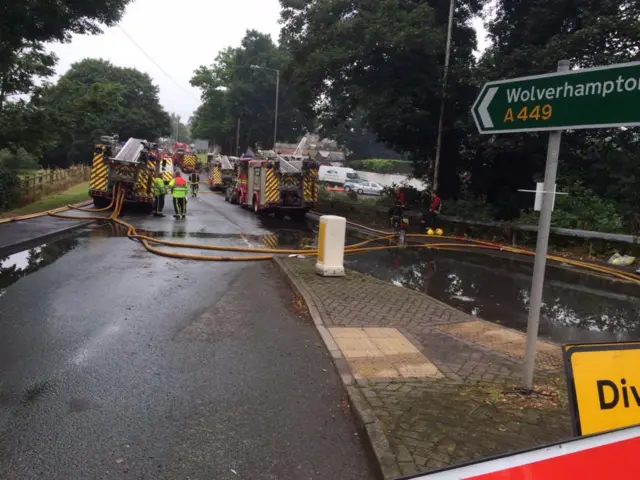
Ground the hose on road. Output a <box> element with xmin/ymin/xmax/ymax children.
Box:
<box><xmin>10</xmin><ymin>185</ymin><xmax>640</xmax><ymax>281</ymax></box>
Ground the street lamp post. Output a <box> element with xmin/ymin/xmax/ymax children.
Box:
<box><xmin>432</xmin><ymin>0</ymin><xmax>456</xmax><ymax>193</ymax></box>
<box><xmin>251</xmin><ymin>65</ymin><xmax>280</xmax><ymax>149</ymax></box>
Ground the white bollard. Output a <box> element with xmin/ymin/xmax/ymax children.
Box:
<box><xmin>315</xmin><ymin>215</ymin><xmax>346</xmax><ymax>277</ymax></box>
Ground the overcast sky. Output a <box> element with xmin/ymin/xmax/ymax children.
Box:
<box><xmin>48</xmin><ymin>0</ymin><xmax>488</xmax><ymax>122</ymax></box>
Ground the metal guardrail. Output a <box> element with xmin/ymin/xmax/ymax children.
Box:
<box><xmin>439</xmin><ymin>215</ymin><xmax>640</xmax><ymax>245</ymax></box>
<box><xmin>318</xmin><ymin>196</ymin><xmax>640</xmax><ymax>246</ymax></box>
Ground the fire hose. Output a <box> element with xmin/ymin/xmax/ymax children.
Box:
<box><xmin>2</xmin><ymin>182</ymin><xmax>637</xmax><ymax>284</ymax></box>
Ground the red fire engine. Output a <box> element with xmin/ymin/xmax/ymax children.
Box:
<box><xmin>235</xmin><ymin>152</ymin><xmax>318</xmax><ymax>219</ymax></box>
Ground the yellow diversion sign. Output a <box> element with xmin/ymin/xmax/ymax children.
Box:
<box><xmin>563</xmin><ymin>341</ymin><xmax>640</xmax><ymax>436</ymax></box>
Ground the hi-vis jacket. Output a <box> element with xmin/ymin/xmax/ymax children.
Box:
<box><xmin>169</xmin><ymin>177</ymin><xmax>188</xmax><ymax>198</ymax></box>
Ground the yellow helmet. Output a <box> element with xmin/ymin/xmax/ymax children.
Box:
<box><xmin>426</xmin><ymin>228</ymin><xmax>435</xmax><ymax>235</ymax></box>
<box><xmin>435</xmin><ymin>228</ymin><xmax>443</xmax><ymax>236</ymax></box>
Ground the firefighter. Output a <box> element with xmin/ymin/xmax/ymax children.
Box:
<box><xmin>420</xmin><ymin>190</ymin><xmax>442</xmax><ymax>230</ymax></box>
<box><xmin>388</xmin><ymin>187</ymin><xmax>406</xmax><ymax>225</ymax></box>
<box><xmin>169</xmin><ymin>171</ymin><xmax>189</xmax><ymax>218</ymax></box>
<box><xmin>189</xmin><ymin>171</ymin><xmax>200</xmax><ymax>197</ymax></box>
<box><xmin>152</xmin><ymin>173</ymin><xmax>166</xmax><ymax>217</ymax></box>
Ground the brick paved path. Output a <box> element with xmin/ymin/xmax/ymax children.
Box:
<box><xmin>281</xmin><ymin>258</ymin><xmax>572</xmax><ymax>478</ymax></box>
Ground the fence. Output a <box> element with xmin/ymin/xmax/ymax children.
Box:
<box><xmin>19</xmin><ymin>165</ymin><xmax>91</xmax><ymax>205</ymax></box>
<box><xmin>316</xmin><ymin>196</ymin><xmax>640</xmax><ymax>257</ymax></box>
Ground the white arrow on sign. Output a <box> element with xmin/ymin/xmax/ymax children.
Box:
<box><xmin>478</xmin><ymin>87</ymin><xmax>498</xmax><ymax>129</ymax></box>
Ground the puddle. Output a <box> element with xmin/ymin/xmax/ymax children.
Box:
<box><xmin>0</xmin><ymin>237</ymin><xmax>78</xmax><ymax>291</ymax></box>
<box><xmin>345</xmin><ymin>248</ymin><xmax>640</xmax><ymax>343</ymax></box>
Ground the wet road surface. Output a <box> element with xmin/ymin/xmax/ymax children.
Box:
<box><xmin>0</xmin><ymin>215</ymin><xmax>91</xmax><ymax>255</ymax></box>
<box><xmin>0</xmin><ymin>192</ymin><xmax>373</xmax><ymax>479</ymax></box>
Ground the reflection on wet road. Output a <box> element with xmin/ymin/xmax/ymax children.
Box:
<box><xmin>345</xmin><ymin>247</ymin><xmax>640</xmax><ymax>343</ymax></box>
<box><xmin>0</xmin><ymin>236</ymin><xmax>79</xmax><ymax>293</ymax></box>
<box><xmin>0</xmin><ymin>193</ymin><xmax>373</xmax><ymax>480</ymax></box>
<box><xmin>3</xmin><ymin>203</ymin><xmax>640</xmax><ymax>346</ymax></box>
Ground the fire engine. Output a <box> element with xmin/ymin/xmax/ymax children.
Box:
<box><xmin>182</xmin><ymin>153</ymin><xmax>198</xmax><ymax>173</ymax></box>
<box><xmin>172</xmin><ymin>142</ymin><xmax>189</xmax><ymax>170</ymax></box>
<box><xmin>236</xmin><ymin>151</ymin><xmax>318</xmax><ymax>218</ymax></box>
<box><xmin>89</xmin><ymin>135</ymin><xmax>158</xmax><ymax>210</ymax></box>
<box><xmin>159</xmin><ymin>152</ymin><xmax>174</xmax><ymax>184</ymax></box>
<box><xmin>209</xmin><ymin>154</ymin><xmax>235</xmax><ymax>191</ymax></box>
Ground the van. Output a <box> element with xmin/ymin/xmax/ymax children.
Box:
<box><xmin>318</xmin><ymin>166</ymin><xmax>360</xmax><ymax>186</ymax></box>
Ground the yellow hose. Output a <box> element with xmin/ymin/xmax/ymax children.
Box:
<box><xmin>12</xmin><ymin>185</ymin><xmax>640</xmax><ymax>279</ymax></box>
<box><xmin>0</xmin><ymin>201</ymin><xmax>92</xmax><ymax>224</ymax></box>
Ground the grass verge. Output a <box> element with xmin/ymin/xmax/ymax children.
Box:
<box><xmin>2</xmin><ymin>181</ymin><xmax>90</xmax><ymax>217</ymax></box>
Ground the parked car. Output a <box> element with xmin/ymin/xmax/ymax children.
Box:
<box><xmin>344</xmin><ymin>180</ymin><xmax>384</xmax><ymax>195</ymax></box>
<box><xmin>224</xmin><ymin>179</ymin><xmax>239</xmax><ymax>204</ymax></box>
<box><xmin>343</xmin><ymin>178</ymin><xmax>362</xmax><ymax>192</ymax></box>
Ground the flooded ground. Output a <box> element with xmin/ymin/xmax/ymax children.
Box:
<box><xmin>355</xmin><ymin>171</ymin><xmax>426</xmax><ymax>191</ymax></box>
<box><xmin>345</xmin><ymin>247</ymin><xmax>640</xmax><ymax>344</ymax></box>
<box><xmin>4</xmin><ymin>214</ymin><xmax>638</xmax><ymax>345</ymax></box>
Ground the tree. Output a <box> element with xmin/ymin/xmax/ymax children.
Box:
<box><xmin>469</xmin><ymin>0</ymin><xmax>640</xmax><ymax>220</ymax></box>
<box><xmin>190</xmin><ymin>30</ymin><xmax>313</xmax><ymax>153</ymax></box>
<box><xmin>0</xmin><ymin>43</ymin><xmax>57</xmax><ymax>112</ymax></box>
<box><xmin>38</xmin><ymin>59</ymin><xmax>171</xmax><ymax>166</ymax></box>
<box><xmin>1</xmin><ymin>1</ymin><xmax>131</xmax><ymax>54</ymax></box>
<box><xmin>170</xmin><ymin>113</ymin><xmax>191</xmax><ymax>144</ymax></box>
<box><xmin>322</xmin><ymin>110</ymin><xmax>404</xmax><ymax>160</ymax></box>
<box><xmin>0</xmin><ymin>0</ymin><xmax>132</xmax><ymax>167</ymax></box>
<box><xmin>280</xmin><ymin>0</ymin><xmax>483</xmax><ymax>196</ymax></box>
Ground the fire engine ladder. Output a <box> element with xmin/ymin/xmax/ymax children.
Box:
<box><xmin>277</xmin><ymin>154</ymin><xmax>301</xmax><ymax>174</ymax></box>
<box><xmin>220</xmin><ymin>156</ymin><xmax>233</xmax><ymax>170</ymax></box>
<box><xmin>110</xmin><ymin>138</ymin><xmax>145</xmax><ymax>185</ymax></box>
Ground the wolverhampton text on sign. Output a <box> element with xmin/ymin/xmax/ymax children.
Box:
<box><xmin>563</xmin><ymin>341</ymin><xmax>640</xmax><ymax>436</ymax></box>
<box><xmin>472</xmin><ymin>61</ymin><xmax>640</xmax><ymax>134</ymax></box>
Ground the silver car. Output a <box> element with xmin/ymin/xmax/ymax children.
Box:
<box><xmin>344</xmin><ymin>180</ymin><xmax>384</xmax><ymax>195</ymax></box>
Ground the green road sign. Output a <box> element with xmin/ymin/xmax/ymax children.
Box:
<box><xmin>472</xmin><ymin>62</ymin><xmax>640</xmax><ymax>134</ymax></box>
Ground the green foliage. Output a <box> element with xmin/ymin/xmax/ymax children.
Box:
<box><xmin>190</xmin><ymin>30</ymin><xmax>312</xmax><ymax>153</ymax></box>
<box><xmin>347</xmin><ymin>159</ymin><xmax>412</xmax><ymax>174</ymax></box>
<box><xmin>38</xmin><ymin>59</ymin><xmax>171</xmax><ymax>167</ymax></box>
<box><xmin>170</xmin><ymin>113</ymin><xmax>191</xmax><ymax>144</ymax></box>
<box><xmin>469</xmin><ymin>0</ymin><xmax>640</xmax><ymax>221</ymax></box>
<box><xmin>0</xmin><ymin>167</ymin><xmax>21</xmax><ymax>209</ymax></box>
<box><xmin>0</xmin><ymin>43</ymin><xmax>57</xmax><ymax>111</ymax></box>
<box><xmin>321</xmin><ymin>110</ymin><xmax>404</xmax><ymax>160</ymax></box>
<box><xmin>280</xmin><ymin>0</ymin><xmax>483</xmax><ymax>197</ymax></box>
<box><xmin>0</xmin><ymin>148</ymin><xmax>39</xmax><ymax>171</ymax></box>
<box><xmin>441</xmin><ymin>198</ymin><xmax>495</xmax><ymax>222</ymax></box>
<box><xmin>1</xmin><ymin>0</ymin><xmax>131</xmax><ymax>51</ymax></box>
<box><xmin>519</xmin><ymin>182</ymin><xmax>623</xmax><ymax>233</ymax></box>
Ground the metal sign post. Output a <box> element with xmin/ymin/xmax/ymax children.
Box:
<box><xmin>520</xmin><ymin>58</ymin><xmax>567</xmax><ymax>390</ymax></box>
<box><xmin>472</xmin><ymin>59</ymin><xmax>640</xmax><ymax>390</ymax></box>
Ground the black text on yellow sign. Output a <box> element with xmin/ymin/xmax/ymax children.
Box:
<box><xmin>563</xmin><ymin>342</ymin><xmax>640</xmax><ymax>436</ymax></box>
